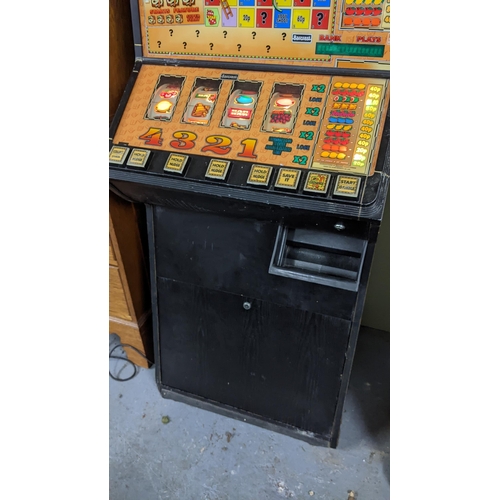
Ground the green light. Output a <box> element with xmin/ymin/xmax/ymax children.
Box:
<box><xmin>315</xmin><ymin>43</ymin><xmax>385</xmax><ymax>58</ymax></box>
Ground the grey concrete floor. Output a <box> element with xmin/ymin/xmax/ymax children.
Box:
<box><xmin>109</xmin><ymin>327</ymin><xmax>389</xmax><ymax>499</ymax></box>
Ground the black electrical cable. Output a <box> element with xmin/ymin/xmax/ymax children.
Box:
<box><xmin>109</xmin><ymin>342</ymin><xmax>153</xmax><ymax>382</ymax></box>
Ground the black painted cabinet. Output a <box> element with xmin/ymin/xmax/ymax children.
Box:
<box><xmin>144</xmin><ymin>202</ymin><xmax>377</xmax><ymax>446</ymax></box>
<box><xmin>158</xmin><ymin>277</ymin><xmax>350</xmax><ymax>436</ymax></box>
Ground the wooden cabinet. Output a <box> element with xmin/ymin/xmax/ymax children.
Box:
<box><xmin>109</xmin><ymin>0</ymin><xmax>152</xmax><ymax>368</ymax></box>
<box><xmin>109</xmin><ymin>192</ymin><xmax>152</xmax><ymax>367</ymax></box>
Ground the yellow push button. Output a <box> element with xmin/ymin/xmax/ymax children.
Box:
<box><xmin>109</xmin><ymin>146</ymin><xmax>129</xmax><ymax>165</ymax></box>
<box><xmin>205</xmin><ymin>159</ymin><xmax>231</xmax><ymax>180</ymax></box>
<box><xmin>247</xmin><ymin>164</ymin><xmax>272</xmax><ymax>186</ymax></box>
<box><xmin>126</xmin><ymin>148</ymin><xmax>151</xmax><ymax>168</ymax></box>
<box><xmin>275</xmin><ymin>168</ymin><xmax>301</xmax><ymax>190</ymax></box>
<box><xmin>304</xmin><ymin>171</ymin><xmax>331</xmax><ymax>194</ymax></box>
<box><xmin>333</xmin><ymin>175</ymin><xmax>361</xmax><ymax>197</ymax></box>
<box><xmin>164</xmin><ymin>153</ymin><xmax>189</xmax><ymax>174</ymax></box>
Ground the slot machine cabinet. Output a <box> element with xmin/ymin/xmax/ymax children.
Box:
<box><xmin>109</xmin><ymin>0</ymin><xmax>390</xmax><ymax>448</ymax></box>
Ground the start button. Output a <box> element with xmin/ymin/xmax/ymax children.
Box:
<box><xmin>333</xmin><ymin>175</ymin><xmax>361</xmax><ymax>198</ymax></box>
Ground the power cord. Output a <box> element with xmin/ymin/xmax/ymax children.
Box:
<box><xmin>109</xmin><ymin>342</ymin><xmax>153</xmax><ymax>382</ymax></box>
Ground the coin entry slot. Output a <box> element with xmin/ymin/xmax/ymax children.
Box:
<box><xmin>269</xmin><ymin>225</ymin><xmax>367</xmax><ymax>291</ymax></box>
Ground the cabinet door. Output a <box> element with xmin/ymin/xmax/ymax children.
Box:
<box><xmin>157</xmin><ymin>278</ymin><xmax>351</xmax><ymax>437</ymax></box>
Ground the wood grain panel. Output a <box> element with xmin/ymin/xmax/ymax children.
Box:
<box><xmin>109</xmin><ymin>266</ymin><xmax>132</xmax><ymax>321</ymax></box>
<box><xmin>109</xmin><ymin>237</ymin><xmax>118</xmax><ymax>266</ymax></box>
<box><xmin>109</xmin><ymin>193</ymin><xmax>150</xmax><ymax>320</ymax></box>
<box><xmin>109</xmin><ymin>0</ymin><xmax>134</xmax><ymax>122</ymax></box>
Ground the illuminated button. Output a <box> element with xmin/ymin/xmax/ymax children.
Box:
<box><xmin>127</xmin><ymin>148</ymin><xmax>150</xmax><ymax>168</ymax></box>
<box><xmin>109</xmin><ymin>146</ymin><xmax>129</xmax><ymax>165</ymax></box>
<box><xmin>275</xmin><ymin>168</ymin><xmax>301</xmax><ymax>190</ymax></box>
<box><xmin>333</xmin><ymin>175</ymin><xmax>361</xmax><ymax>198</ymax></box>
<box><xmin>164</xmin><ymin>153</ymin><xmax>189</xmax><ymax>174</ymax></box>
<box><xmin>247</xmin><ymin>164</ymin><xmax>272</xmax><ymax>186</ymax></box>
<box><xmin>206</xmin><ymin>159</ymin><xmax>231</xmax><ymax>180</ymax></box>
<box><xmin>304</xmin><ymin>172</ymin><xmax>331</xmax><ymax>195</ymax></box>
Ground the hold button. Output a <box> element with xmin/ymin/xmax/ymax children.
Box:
<box><xmin>164</xmin><ymin>153</ymin><xmax>189</xmax><ymax>174</ymax></box>
<box><xmin>205</xmin><ymin>159</ymin><xmax>231</xmax><ymax>181</ymax></box>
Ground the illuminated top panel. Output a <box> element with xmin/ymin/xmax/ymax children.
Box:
<box><xmin>139</xmin><ymin>0</ymin><xmax>390</xmax><ymax>69</ymax></box>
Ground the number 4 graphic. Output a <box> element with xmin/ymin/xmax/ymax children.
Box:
<box><xmin>139</xmin><ymin>127</ymin><xmax>163</xmax><ymax>146</ymax></box>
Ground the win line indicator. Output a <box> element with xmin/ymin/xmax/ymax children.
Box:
<box><xmin>315</xmin><ymin>43</ymin><xmax>385</xmax><ymax>58</ymax></box>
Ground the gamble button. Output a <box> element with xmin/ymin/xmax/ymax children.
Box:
<box><xmin>303</xmin><ymin>171</ymin><xmax>331</xmax><ymax>195</ymax></box>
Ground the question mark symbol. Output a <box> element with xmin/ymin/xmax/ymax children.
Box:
<box><xmin>195</xmin><ymin>30</ymin><xmax>200</xmax><ymax>37</ymax></box>
<box><xmin>261</xmin><ymin>12</ymin><xmax>267</xmax><ymax>24</ymax></box>
<box><xmin>157</xmin><ymin>41</ymin><xmax>161</xmax><ymax>48</ymax></box>
<box><xmin>282</xmin><ymin>32</ymin><xmax>286</xmax><ymax>40</ymax></box>
<box><xmin>223</xmin><ymin>31</ymin><xmax>227</xmax><ymax>38</ymax></box>
<box><xmin>317</xmin><ymin>12</ymin><xmax>324</xmax><ymax>25</ymax></box>
<box><xmin>237</xmin><ymin>44</ymin><xmax>242</xmax><ymax>51</ymax></box>
<box><xmin>266</xmin><ymin>45</ymin><xmax>270</xmax><ymax>53</ymax></box>
<box><xmin>169</xmin><ymin>29</ymin><xmax>173</xmax><ymax>36</ymax></box>
<box><xmin>209</xmin><ymin>43</ymin><xmax>214</xmax><ymax>50</ymax></box>
<box><xmin>183</xmin><ymin>41</ymin><xmax>187</xmax><ymax>49</ymax></box>
<box><xmin>252</xmin><ymin>31</ymin><xmax>256</xmax><ymax>39</ymax></box>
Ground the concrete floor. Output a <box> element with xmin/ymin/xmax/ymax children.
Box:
<box><xmin>109</xmin><ymin>327</ymin><xmax>389</xmax><ymax>499</ymax></box>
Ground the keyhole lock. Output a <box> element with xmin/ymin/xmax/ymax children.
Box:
<box><xmin>243</xmin><ymin>302</ymin><xmax>252</xmax><ymax>310</ymax></box>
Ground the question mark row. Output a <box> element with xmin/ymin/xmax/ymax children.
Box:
<box><xmin>159</xmin><ymin>42</ymin><xmax>271</xmax><ymax>52</ymax></box>
<box><xmin>162</xmin><ymin>30</ymin><xmax>288</xmax><ymax>45</ymax></box>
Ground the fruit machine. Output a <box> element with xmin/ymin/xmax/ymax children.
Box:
<box><xmin>109</xmin><ymin>0</ymin><xmax>390</xmax><ymax>448</ymax></box>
